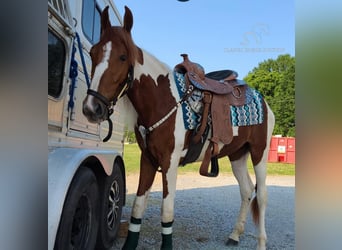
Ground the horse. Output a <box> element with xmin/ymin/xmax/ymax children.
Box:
<box><xmin>82</xmin><ymin>6</ymin><xmax>275</xmax><ymax>250</ymax></box>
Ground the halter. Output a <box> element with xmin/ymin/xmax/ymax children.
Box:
<box><xmin>87</xmin><ymin>65</ymin><xmax>134</xmax><ymax>142</ymax></box>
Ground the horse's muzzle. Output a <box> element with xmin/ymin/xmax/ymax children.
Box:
<box><xmin>82</xmin><ymin>97</ymin><xmax>108</xmax><ymax>123</ymax></box>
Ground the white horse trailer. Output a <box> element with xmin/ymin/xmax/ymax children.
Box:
<box><xmin>48</xmin><ymin>0</ymin><xmax>127</xmax><ymax>249</ymax></box>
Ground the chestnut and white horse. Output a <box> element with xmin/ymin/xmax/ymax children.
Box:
<box><xmin>83</xmin><ymin>6</ymin><xmax>275</xmax><ymax>250</ymax></box>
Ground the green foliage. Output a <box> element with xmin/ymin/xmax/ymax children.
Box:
<box><xmin>124</xmin><ymin>125</ymin><xmax>136</xmax><ymax>143</ymax></box>
<box><xmin>244</xmin><ymin>54</ymin><xmax>295</xmax><ymax>137</ymax></box>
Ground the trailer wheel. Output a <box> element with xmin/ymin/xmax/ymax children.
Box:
<box><xmin>54</xmin><ymin>167</ymin><xmax>99</xmax><ymax>250</ymax></box>
<box><xmin>96</xmin><ymin>163</ymin><xmax>125</xmax><ymax>249</ymax></box>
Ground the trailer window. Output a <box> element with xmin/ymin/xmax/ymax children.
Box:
<box><xmin>82</xmin><ymin>0</ymin><xmax>101</xmax><ymax>44</ymax></box>
<box><xmin>48</xmin><ymin>30</ymin><xmax>65</xmax><ymax>98</ymax></box>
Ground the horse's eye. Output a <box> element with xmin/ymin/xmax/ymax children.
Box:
<box><xmin>119</xmin><ymin>55</ymin><xmax>127</xmax><ymax>62</ymax></box>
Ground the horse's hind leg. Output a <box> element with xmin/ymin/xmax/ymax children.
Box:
<box><xmin>250</xmin><ymin>105</ymin><xmax>274</xmax><ymax>250</ymax></box>
<box><xmin>227</xmin><ymin>152</ymin><xmax>255</xmax><ymax>245</ymax></box>
<box><xmin>122</xmin><ymin>152</ymin><xmax>157</xmax><ymax>250</ymax></box>
<box><xmin>251</xmin><ymin>157</ymin><xmax>267</xmax><ymax>250</ymax></box>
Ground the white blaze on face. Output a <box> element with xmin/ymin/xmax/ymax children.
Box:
<box><xmin>85</xmin><ymin>41</ymin><xmax>112</xmax><ymax>108</ymax></box>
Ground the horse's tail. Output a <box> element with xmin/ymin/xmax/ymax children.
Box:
<box><xmin>250</xmin><ymin>184</ymin><xmax>259</xmax><ymax>225</ymax></box>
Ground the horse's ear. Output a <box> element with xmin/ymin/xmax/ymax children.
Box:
<box><xmin>137</xmin><ymin>47</ymin><xmax>144</xmax><ymax>65</ymax></box>
<box><xmin>101</xmin><ymin>6</ymin><xmax>111</xmax><ymax>35</ymax></box>
<box><xmin>123</xmin><ymin>6</ymin><xmax>133</xmax><ymax>33</ymax></box>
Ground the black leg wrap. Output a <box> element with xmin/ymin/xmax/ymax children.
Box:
<box><xmin>161</xmin><ymin>221</ymin><xmax>173</xmax><ymax>228</ymax></box>
<box><xmin>161</xmin><ymin>221</ymin><xmax>173</xmax><ymax>250</ymax></box>
<box><xmin>122</xmin><ymin>231</ymin><xmax>140</xmax><ymax>250</ymax></box>
<box><xmin>122</xmin><ymin>217</ymin><xmax>142</xmax><ymax>250</ymax></box>
<box><xmin>161</xmin><ymin>233</ymin><xmax>172</xmax><ymax>250</ymax></box>
<box><xmin>226</xmin><ymin>238</ymin><xmax>239</xmax><ymax>246</ymax></box>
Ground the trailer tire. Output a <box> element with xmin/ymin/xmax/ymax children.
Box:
<box><xmin>54</xmin><ymin>167</ymin><xmax>99</xmax><ymax>250</ymax></box>
<box><xmin>96</xmin><ymin>163</ymin><xmax>125</xmax><ymax>249</ymax></box>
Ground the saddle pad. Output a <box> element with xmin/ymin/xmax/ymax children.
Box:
<box><xmin>173</xmin><ymin>71</ymin><xmax>264</xmax><ymax>129</ymax></box>
<box><xmin>230</xmin><ymin>88</ymin><xmax>264</xmax><ymax>126</ymax></box>
<box><xmin>174</xmin><ymin>71</ymin><xmax>200</xmax><ymax>130</ymax></box>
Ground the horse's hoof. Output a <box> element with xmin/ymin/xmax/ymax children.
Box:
<box><xmin>226</xmin><ymin>238</ymin><xmax>239</xmax><ymax>246</ymax></box>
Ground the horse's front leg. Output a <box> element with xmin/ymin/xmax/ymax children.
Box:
<box><xmin>122</xmin><ymin>152</ymin><xmax>157</xmax><ymax>250</ymax></box>
<box><xmin>159</xmin><ymin>155</ymin><xmax>179</xmax><ymax>250</ymax></box>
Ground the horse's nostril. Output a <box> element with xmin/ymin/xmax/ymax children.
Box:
<box><xmin>95</xmin><ymin>103</ymin><xmax>103</xmax><ymax>116</ymax></box>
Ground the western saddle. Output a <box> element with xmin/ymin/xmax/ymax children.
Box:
<box><xmin>175</xmin><ymin>54</ymin><xmax>248</xmax><ymax>177</ymax></box>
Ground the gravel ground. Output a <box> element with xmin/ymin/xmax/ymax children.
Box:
<box><xmin>112</xmin><ymin>173</ymin><xmax>295</xmax><ymax>250</ymax></box>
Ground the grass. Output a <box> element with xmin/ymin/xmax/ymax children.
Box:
<box><xmin>123</xmin><ymin>143</ymin><xmax>295</xmax><ymax>176</ymax></box>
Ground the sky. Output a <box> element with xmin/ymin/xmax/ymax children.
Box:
<box><xmin>114</xmin><ymin>0</ymin><xmax>294</xmax><ymax>78</ymax></box>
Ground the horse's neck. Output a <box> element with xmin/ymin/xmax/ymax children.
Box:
<box><xmin>118</xmin><ymin>95</ymin><xmax>138</xmax><ymax>132</ymax></box>
<box><xmin>134</xmin><ymin>50</ymin><xmax>171</xmax><ymax>85</ymax></box>
<box><xmin>127</xmin><ymin>50</ymin><xmax>179</xmax><ymax>127</ymax></box>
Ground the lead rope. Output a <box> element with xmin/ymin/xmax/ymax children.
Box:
<box><xmin>75</xmin><ymin>32</ymin><xmax>90</xmax><ymax>87</ymax></box>
<box><xmin>102</xmin><ymin>109</ymin><xmax>113</xmax><ymax>142</ymax></box>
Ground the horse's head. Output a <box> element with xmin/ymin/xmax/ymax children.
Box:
<box><xmin>83</xmin><ymin>6</ymin><xmax>143</xmax><ymax>123</ymax></box>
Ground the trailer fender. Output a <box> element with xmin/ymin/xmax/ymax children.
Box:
<box><xmin>48</xmin><ymin>147</ymin><xmax>120</xmax><ymax>250</ymax></box>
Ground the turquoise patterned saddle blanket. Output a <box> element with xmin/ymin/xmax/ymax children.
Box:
<box><xmin>174</xmin><ymin>71</ymin><xmax>264</xmax><ymax>130</ymax></box>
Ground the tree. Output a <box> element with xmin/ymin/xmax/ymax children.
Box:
<box><xmin>244</xmin><ymin>54</ymin><xmax>295</xmax><ymax>137</ymax></box>
<box><xmin>124</xmin><ymin>125</ymin><xmax>136</xmax><ymax>143</ymax></box>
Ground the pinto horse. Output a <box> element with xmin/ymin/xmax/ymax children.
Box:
<box><xmin>83</xmin><ymin>6</ymin><xmax>275</xmax><ymax>250</ymax></box>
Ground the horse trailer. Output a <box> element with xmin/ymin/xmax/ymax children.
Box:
<box><xmin>48</xmin><ymin>0</ymin><xmax>127</xmax><ymax>249</ymax></box>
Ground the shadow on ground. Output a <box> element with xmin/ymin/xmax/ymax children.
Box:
<box><xmin>112</xmin><ymin>185</ymin><xmax>295</xmax><ymax>250</ymax></box>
